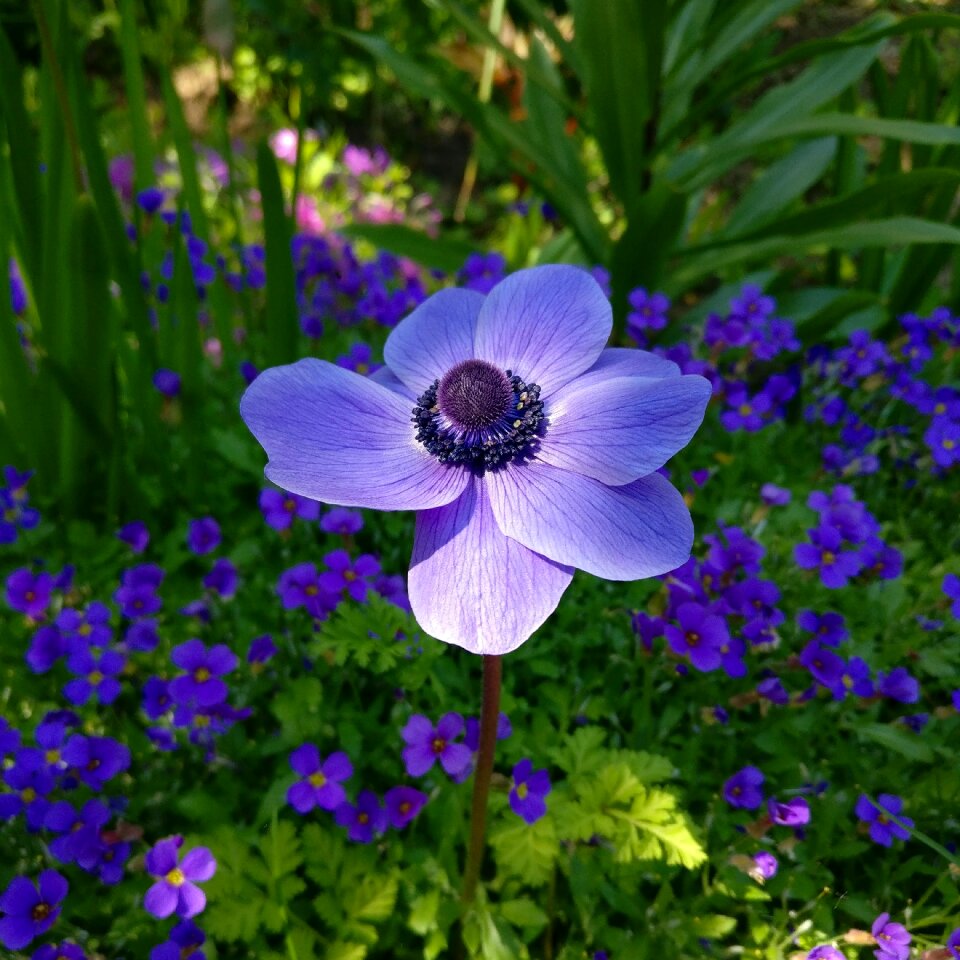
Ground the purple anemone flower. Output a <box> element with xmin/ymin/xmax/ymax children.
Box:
<box><xmin>401</xmin><ymin>713</ymin><xmax>472</xmax><ymax>778</ymax></box>
<box><xmin>0</xmin><ymin>870</ymin><xmax>68</xmax><ymax>950</ymax></box>
<box><xmin>241</xmin><ymin>266</ymin><xmax>711</xmax><ymax>653</ymax></box>
<box><xmin>144</xmin><ymin>838</ymin><xmax>216</xmax><ymax>919</ymax></box>
<box><xmin>287</xmin><ymin>745</ymin><xmax>353</xmax><ymax>813</ymax></box>
<box><xmin>509</xmin><ymin>758</ymin><xmax>551</xmax><ymax>823</ymax></box>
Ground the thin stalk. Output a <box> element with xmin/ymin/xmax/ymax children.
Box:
<box><xmin>454</xmin><ymin>0</ymin><xmax>506</xmax><ymax>222</ymax></box>
<box><xmin>460</xmin><ymin>654</ymin><xmax>502</xmax><ymax>907</ymax></box>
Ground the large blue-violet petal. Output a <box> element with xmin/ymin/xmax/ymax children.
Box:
<box><xmin>383</xmin><ymin>288</ymin><xmax>483</xmax><ymax>395</ymax></box>
<box><xmin>473</xmin><ymin>266</ymin><xmax>612</xmax><ymax>394</ymax></box>
<box><xmin>487</xmin><ymin>461</ymin><xmax>693</xmax><ymax>580</ymax></box>
<box><xmin>569</xmin><ymin>347</ymin><xmax>682</xmax><ymax>390</ymax></box>
<box><xmin>241</xmin><ymin>359</ymin><xmax>468</xmax><ymax>511</ymax></box>
<box><xmin>368</xmin><ymin>366</ymin><xmax>417</xmax><ymax>402</ymax></box>
<box><xmin>540</xmin><ymin>374</ymin><xmax>713</xmax><ymax>485</ymax></box>
<box><xmin>409</xmin><ymin>477</ymin><xmax>574</xmax><ymax>655</ymax></box>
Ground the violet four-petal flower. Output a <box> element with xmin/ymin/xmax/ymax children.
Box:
<box><xmin>143</xmin><ymin>838</ymin><xmax>216</xmax><ymax>919</ymax></box>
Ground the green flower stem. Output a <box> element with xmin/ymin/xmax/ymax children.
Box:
<box><xmin>460</xmin><ymin>653</ymin><xmax>502</xmax><ymax>909</ymax></box>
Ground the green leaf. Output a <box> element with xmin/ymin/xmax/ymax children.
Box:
<box><xmin>339</xmin><ymin>223</ymin><xmax>473</xmax><ymax>274</ymax></box>
<box><xmin>490</xmin><ymin>815</ymin><xmax>560</xmax><ymax>886</ymax></box>
<box><xmin>571</xmin><ymin>0</ymin><xmax>667</xmax><ymax>213</ymax></box>
<box><xmin>856</xmin><ymin>722</ymin><xmax>935</xmax><ymax>763</ymax></box>
<box><xmin>324</xmin><ymin>943</ymin><xmax>367</xmax><ymax>960</ymax></box>
<box><xmin>499</xmin><ymin>898</ymin><xmax>548</xmax><ymax>930</ymax></box>
<box><xmin>673</xmin><ymin>216</ymin><xmax>960</xmax><ymax>288</ymax></box>
<box><xmin>263</xmin><ymin>817</ymin><xmax>303</xmax><ymax>880</ymax></box>
<box><xmin>722</xmin><ymin>137</ymin><xmax>837</xmax><ymax>238</ymax></box>
<box><xmin>257</xmin><ymin>141</ymin><xmax>300</xmax><ymax>365</ymax></box>
<box><xmin>343</xmin><ymin>873</ymin><xmax>399</xmax><ymax>924</ymax></box>
<box><xmin>117</xmin><ymin>0</ymin><xmax>155</xmax><ymax>191</ymax></box>
<box><xmin>671</xmin><ymin>42</ymin><xmax>885</xmax><ymax>189</ymax></box>
<box><xmin>691</xmin><ymin>914</ymin><xmax>738</xmax><ymax>939</ymax></box>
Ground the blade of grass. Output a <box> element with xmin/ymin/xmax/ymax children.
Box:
<box><xmin>257</xmin><ymin>141</ymin><xmax>299</xmax><ymax>366</ymax></box>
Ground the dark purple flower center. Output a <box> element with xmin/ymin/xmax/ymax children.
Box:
<box><xmin>413</xmin><ymin>360</ymin><xmax>544</xmax><ymax>469</ymax></box>
<box><xmin>32</xmin><ymin>902</ymin><xmax>52</xmax><ymax>921</ymax></box>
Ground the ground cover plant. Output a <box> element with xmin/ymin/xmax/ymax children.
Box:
<box><xmin>1</xmin><ymin>2</ymin><xmax>960</xmax><ymax>959</ymax></box>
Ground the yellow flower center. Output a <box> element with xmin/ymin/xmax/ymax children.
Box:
<box><xmin>944</xmin><ymin>439</ymin><xmax>956</xmax><ymax>450</ymax></box>
<box><xmin>357</xmin><ymin>812</ymin><xmax>369</xmax><ymax>825</ymax></box>
<box><xmin>934</xmin><ymin>402</ymin><xmax>946</xmax><ymax>414</ymax></box>
<box><xmin>194</xmin><ymin>667</ymin><xmax>211</xmax><ymax>683</ymax></box>
<box><xmin>21</xmin><ymin>787</ymin><xmax>36</xmax><ymax>803</ymax></box>
<box><xmin>738</xmin><ymin>404</ymin><xmax>752</xmax><ymax>416</ymax></box>
<box><xmin>194</xmin><ymin>715</ymin><xmax>211</xmax><ymax>728</ymax></box>
<box><xmin>89</xmin><ymin>670</ymin><xmax>104</xmax><ymax>686</ymax></box>
<box><xmin>822</xmin><ymin>550</ymin><xmax>836</xmax><ymax>564</ymax></box>
<box><xmin>344</xmin><ymin>570</ymin><xmax>357</xmax><ymax>582</ymax></box>
<box><xmin>31</xmin><ymin>903</ymin><xmax>52</xmax><ymax>921</ymax></box>
<box><xmin>166</xmin><ymin>867</ymin><xmax>186</xmax><ymax>886</ymax></box>
<box><xmin>308</xmin><ymin>772</ymin><xmax>327</xmax><ymax>788</ymax></box>
<box><xmin>284</xmin><ymin>498</ymin><xmax>297</xmax><ymax>512</ymax></box>
<box><xmin>79</xmin><ymin>623</ymin><xmax>92</xmax><ymax>636</ymax></box>
<box><xmin>45</xmin><ymin>749</ymin><xmax>60</xmax><ymax>765</ymax></box>
<box><xmin>516</xmin><ymin>783</ymin><xmax>528</xmax><ymax>800</ymax></box>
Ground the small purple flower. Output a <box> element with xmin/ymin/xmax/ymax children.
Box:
<box><xmin>144</xmin><ymin>838</ymin><xmax>216</xmax><ymax>919</ymax></box>
<box><xmin>665</xmin><ymin>602</ymin><xmax>728</xmax><ymax>672</ymax></box>
<box><xmin>871</xmin><ymin>913</ymin><xmax>910</xmax><ymax>960</ymax></box>
<box><xmin>797</xmin><ymin>609</ymin><xmax>848</xmax><ymax>647</ymax></box>
<box><xmin>150</xmin><ymin>919</ymin><xmax>205</xmax><ymax>960</ymax></box>
<box><xmin>45</xmin><ymin>799</ymin><xmax>111</xmax><ymax>867</ymax></box>
<box><xmin>169</xmin><ymin>640</ymin><xmax>237</xmax><ymax>707</ymax></box>
<box><xmin>795</xmin><ymin>525</ymin><xmax>862</xmax><ymax>588</ymax></box>
<box><xmin>137</xmin><ymin>187</ymin><xmax>166</xmax><ymax>214</ymax></box>
<box><xmin>57</xmin><ymin>602</ymin><xmax>113</xmax><ymax>650</ymax></box>
<box><xmin>63</xmin><ymin>648</ymin><xmax>125</xmax><ymax>706</ymax></box>
<box><xmin>384</xmin><ymin>785</ymin><xmax>428</xmax><ymax>828</ymax></box>
<box><xmin>336</xmin><ymin>342</ymin><xmax>382</xmax><ymax>375</ymax></box>
<box><xmin>946</xmin><ymin>928</ymin><xmax>960</xmax><ymax>959</ymax></box>
<box><xmin>401</xmin><ymin>713</ymin><xmax>472</xmax><ymax>778</ymax></box>
<box><xmin>26</xmin><ymin>624</ymin><xmax>67</xmax><ymax>674</ymax></box>
<box><xmin>143</xmin><ymin>677</ymin><xmax>173</xmax><ymax>720</ymax></box>
<box><xmin>760</xmin><ymin>483</ymin><xmax>791</xmax><ymax>506</ymax></box>
<box><xmin>6</xmin><ymin>569</ymin><xmax>54</xmax><ymax>619</ymax></box>
<box><xmin>757</xmin><ymin>676</ymin><xmax>790</xmax><ymax>705</ymax></box>
<box><xmin>33</xmin><ymin>943</ymin><xmax>87</xmax><ymax>960</ymax></box>
<box><xmin>117</xmin><ymin>520</ymin><xmax>150</xmax><ymax>553</ymax></box>
<box><xmin>0</xmin><ymin>749</ymin><xmax>55</xmax><ymax>830</ymax></box>
<box><xmin>767</xmin><ymin>796</ymin><xmax>810</xmax><ymax>827</ymax></box>
<box><xmin>807</xmin><ymin>947</ymin><xmax>844</xmax><ymax>960</ymax></box>
<box><xmin>877</xmin><ymin>667</ymin><xmax>920</xmax><ymax>704</ymax></box>
<box><xmin>203</xmin><ymin>558</ymin><xmax>238</xmax><ymax>598</ymax></box>
<box><xmin>0</xmin><ymin>871</ymin><xmax>67</xmax><ymax>950</ymax></box>
<box><xmin>800</xmin><ymin>642</ymin><xmax>845</xmax><ymax>690</ymax></box>
<box><xmin>464</xmin><ymin>712</ymin><xmax>512</xmax><ymax>752</ymax></box>
<box><xmin>287</xmin><ymin>745</ymin><xmax>353</xmax><ymax>813</ymax></box>
<box><xmin>247</xmin><ymin>634</ymin><xmax>277</xmax><ymax>666</ymax></box>
<box><xmin>153</xmin><ymin>369</ymin><xmax>182</xmax><ymax>397</ymax></box>
<box><xmin>187</xmin><ymin>517</ymin><xmax>221</xmax><ymax>555</ymax></box>
<box><xmin>259</xmin><ymin>488</ymin><xmax>321</xmax><ymax>530</ymax></box>
<box><xmin>62</xmin><ymin>734</ymin><xmax>131</xmax><ymax>791</ymax></box>
<box><xmin>125</xmin><ymin>618</ymin><xmax>160</xmax><ymax>652</ymax></box>
<box><xmin>855</xmin><ymin>794</ymin><xmax>912</xmax><ymax>846</ymax></box>
<box><xmin>335</xmin><ymin>790</ymin><xmax>387</xmax><ymax>843</ymax></box>
<box><xmin>752</xmin><ymin>850</ymin><xmax>778</xmax><ymax>880</ymax></box>
<box><xmin>277</xmin><ymin>563</ymin><xmax>338</xmax><ymax>619</ymax></box>
<box><xmin>319</xmin><ymin>549</ymin><xmax>380</xmax><ymax>602</ymax></box>
<box><xmin>626</xmin><ymin>287</ymin><xmax>670</xmax><ymax>339</ymax></box>
<box><xmin>943</xmin><ymin>574</ymin><xmax>960</xmax><ymax>618</ymax></box>
<box><xmin>320</xmin><ymin>507</ymin><xmax>364</xmax><ymax>535</ymax></box>
<box><xmin>509</xmin><ymin>758</ymin><xmax>551</xmax><ymax>823</ymax></box>
<box><xmin>723</xmin><ymin>766</ymin><xmax>764</xmax><ymax>810</ymax></box>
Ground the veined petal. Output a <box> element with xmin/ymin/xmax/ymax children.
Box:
<box><xmin>409</xmin><ymin>477</ymin><xmax>574</xmax><ymax>655</ymax></box>
<box><xmin>368</xmin><ymin>366</ymin><xmax>417</xmax><ymax>402</ymax></box>
<box><xmin>488</xmin><ymin>461</ymin><xmax>693</xmax><ymax>580</ymax></box>
<box><xmin>384</xmin><ymin>288</ymin><xmax>484</xmax><ymax>395</ymax></box>
<box><xmin>539</xmin><ymin>374</ymin><xmax>713</xmax><ymax>485</ymax></box>
<box><xmin>474</xmin><ymin>266</ymin><xmax>612</xmax><ymax>393</ymax></box>
<box><xmin>567</xmin><ymin>346</ymin><xmax>681</xmax><ymax>390</ymax></box>
<box><xmin>241</xmin><ymin>359</ymin><xmax>468</xmax><ymax>511</ymax></box>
